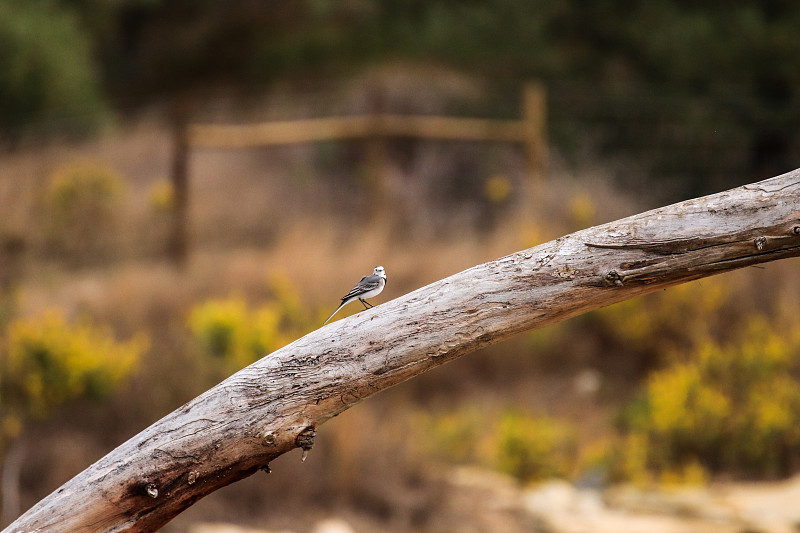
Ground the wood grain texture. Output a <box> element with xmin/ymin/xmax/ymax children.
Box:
<box><xmin>5</xmin><ymin>170</ymin><xmax>800</xmax><ymax>533</ymax></box>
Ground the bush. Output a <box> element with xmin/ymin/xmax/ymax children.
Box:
<box><xmin>187</xmin><ymin>298</ymin><xmax>250</xmax><ymax>361</ymax></box>
<box><xmin>594</xmin><ymin>277</ymin><xmax>728</xmax><ymax>357</ymax></box>
<box><xmin>494</xmin><ymin>411</ymin><xmax>577</xmax><ymax>483</ymax></box>
<box><xmin>420</xmin><ymin>407</ymin><xmax>579</xmax><ymax>484</ymax></box>
<box><xmin>187</xmin><ymin>297</ymin><xmax>287</xmax><ymax>369</ymax></box>
<box><xmin>148</xmin><ymin>179</ymin><xmax>174</xmax><ymax>213</ymax></box>
<box><xmin>1</xmin><ymin>310</ymin><xmax>146</xmax><ymax>418</ymax></box>
<box><xmin>619</xmin><ymin>317</ymin><xmax>800</xmax><ymax>479</ymax></box>
<box><xmin>421</xmin><ymin>407</ymin><xmax>486</xmax><ymax>464</ymax></box>
<box><xmin>187</xmin><ymin>274</ymin><xmax>316</xmax><ymax>370</ymax></box>
<box><xmin>42</xmin><ymin>159</ymin><xmax>125</xmax><ymax>262</ymax></box>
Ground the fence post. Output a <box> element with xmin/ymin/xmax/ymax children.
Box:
<box><xmin>0</xmin><ymin>233</ymin><xmax>24</xmax><ymax>323</ymax></box>
<box><xmin>522</xmin><ymin>82</ymin><xmax>548</xmax><ymax>182</ymax></box>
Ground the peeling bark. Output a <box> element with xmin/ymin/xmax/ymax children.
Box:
<box><xmin>4</xmin><ymin>170</ymin><xmax>800</xmax><ymax>533</ymax></box>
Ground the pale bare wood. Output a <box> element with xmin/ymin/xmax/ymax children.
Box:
<box><xmin>188</xmin><ymin>114</ymin><xmax>527</xmax><ymax>147</ymax></box>
<box><xmin>190</xmin><ymin>116</ymin><xmax>374</xmax><ymax>146</ymax></box>
<box><xmin>523</xmin><ymin>82</ymin><xmax>547</xmax><ymax>180</ymax></box>
<box><xmin>376</xmin><ymin>114</ymin><xmax>526</xmax><ymax>141</ymax></box>
<box><xmin>5</xmin><ymin>170</ymin><xmax>800</xmax><ymax>533</ymax></box>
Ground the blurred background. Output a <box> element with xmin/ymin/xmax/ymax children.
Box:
<box><xmin>1</xmin><ymin>1</ymin><xmax>800</xmax><ymax>532</ymax></box>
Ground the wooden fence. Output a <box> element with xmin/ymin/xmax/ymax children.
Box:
<box><xmin>168</xmin><ymin>82</ymin><xmax>547</xmax><ymax>264</ymax></box>
<box><xmin>188</xmin><ymin>82</ymin><xmax>547</xmax><ymax>176</ymax></box>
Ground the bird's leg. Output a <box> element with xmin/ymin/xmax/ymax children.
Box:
<box><xmin>360</xmin><ymin>299</ymin><xmax>374</xmax><ymax>309</ymax></box>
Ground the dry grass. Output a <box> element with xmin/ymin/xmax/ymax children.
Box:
<box><xmin>3</xmin><ymin>94</ymin><xmax>799</xmax><ymax>531</ymax></box>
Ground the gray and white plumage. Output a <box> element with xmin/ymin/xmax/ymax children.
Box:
<box><xmin>324</xmin><ymin>266</ymin><xmax>387</xmax><ymax>324</ymax></box>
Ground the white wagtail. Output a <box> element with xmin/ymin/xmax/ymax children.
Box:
<box><xmin>324</xmin><ymin>266</ymin><xmax>387</xmax><ymax>324</ymax></box>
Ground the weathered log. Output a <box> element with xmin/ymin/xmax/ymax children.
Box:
<box><xmin>5</xmin><ymin>170</ymin><xmax>800</xmax><ymax>532</ymax></box>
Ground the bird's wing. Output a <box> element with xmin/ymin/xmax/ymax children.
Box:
<box><xmin>341</xmin><ymin>274</ymin><xmax>381</xmax><ymax>300</ymax></box>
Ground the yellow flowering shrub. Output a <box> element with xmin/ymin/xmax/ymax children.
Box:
<box><xmin>620</xmin><ymin>317</ymin><xmax>800</xmax><ymax>479</ymax></box>
<box><xmin>567</xmin><ymin>191</ymin><xmax>596</xmax><ymax>229</ymax></box>
<box><xmin>419</xmin><ymin>407</ymin><xmax>486</xmax><ymax>464</ymax></box>
<box><xmin>265</xmin><ymin>273</ymin><xmax>312</xmax><ymax>331</ymax></box>
<box><xmin>2</xmin><ymin>310</ymin><xmax>146</xmax><ymax>418</ymax></box>
<box><xmin>187</xmin><ymin>273</ymin><xmax>315</xmax><ymax>369</ymax></box>
<box><xmin>187</xmin><ymin>297</ymin><xmax>250</xmax><ymax>361</ymax></box>
<box><xmin>484</xmin><ymin>174</ymin><xmax>512</xmax><ymax>204</ymax></box>
<box><xmin>596</xmin><ymin>277</ymin><xmax>727</xmax><ymax>353</ymax></box>
<box><xmin>419</xmin><ymin>406</ymin><xmax>578</xmax><ymax>484</ymax></box>
<box><xmin>43</xmin><ymin>159</ymin><xmax>124</xmax><ymax>260</ymax></box>
<box><xmin>493</xmin><ymin>412</ymin><xmax>577</xmax><ymax>483</ymax></box>
<box><xmin>148</xmin><ymin>179</ymin><xmax>174</xmax><ymax>212</ymax></box>
<box><xmin>47</xmin><ymin>160</ymin><xmax>122</xmax><ymax>208</ymax></box>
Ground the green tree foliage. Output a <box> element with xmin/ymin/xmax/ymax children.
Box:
<box><xmin>3</xmin><ymin>1</ymin><xmax>799</xmax><ymax>138</ymax></box>
<box><xmin>0</xmin><ymin>0</ymin><xmax>109</xmax><ymax>137</ymax></box>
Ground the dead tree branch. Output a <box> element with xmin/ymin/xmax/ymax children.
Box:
<box><xmin>5</xmin><ymin>170</ymin><xmax>800</xmax><ymax>532</ymax></box>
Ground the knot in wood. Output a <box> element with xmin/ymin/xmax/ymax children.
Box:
<box><xmin>295</xmin><ymin>426</ymin><xmax>316</xmax><ymax>451</ymax></box>
<box><xmin>605</xmin><ymin>270</ymin><xmax>624</xmax><ymax>287</ymax></box>
<box><xmin>145</xmin><ymin>483</ymin><xmax>158</xmax><ymax>499</ymax></box>
<box><xmin>262</xmin><ymin>432</ymin><xmax>277</xmax><ymax>446</ymax></box>
<box><xmin>793</xmin><ymin>226</ymin><xmax>800</xmax><ymax>235</ymax></box>
<box><xmin>754</xmin><ymin>235</ymin><xmax>767</xmax><ymax>251</ymax></box>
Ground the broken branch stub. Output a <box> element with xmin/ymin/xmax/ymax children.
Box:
<box><xmin>5</xmin><ymin>169</ymin><xmax>800</xmax><ymax>533</ymax></box>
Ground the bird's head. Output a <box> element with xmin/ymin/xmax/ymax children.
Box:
<box><xmin>373</xmin><ymin>265</ymin><xmax>386</xmax><ymax>279</ymax></box>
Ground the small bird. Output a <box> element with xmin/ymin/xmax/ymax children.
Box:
<box><xmin>324</xmin><ymin>266</ymin><xmax>387</xmax><ymax>324</ymax></box>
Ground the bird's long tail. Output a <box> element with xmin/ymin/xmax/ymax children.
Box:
<box><xmin>323</xmin><ymin>302</ymin><xmax>347</xmax><ymax>325</ymax></box>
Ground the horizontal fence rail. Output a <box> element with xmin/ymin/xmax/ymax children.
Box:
<box><xmin>189</xmin><ymin>114</ymin><xmax>530</xmax><ymax>147</ymax></box>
